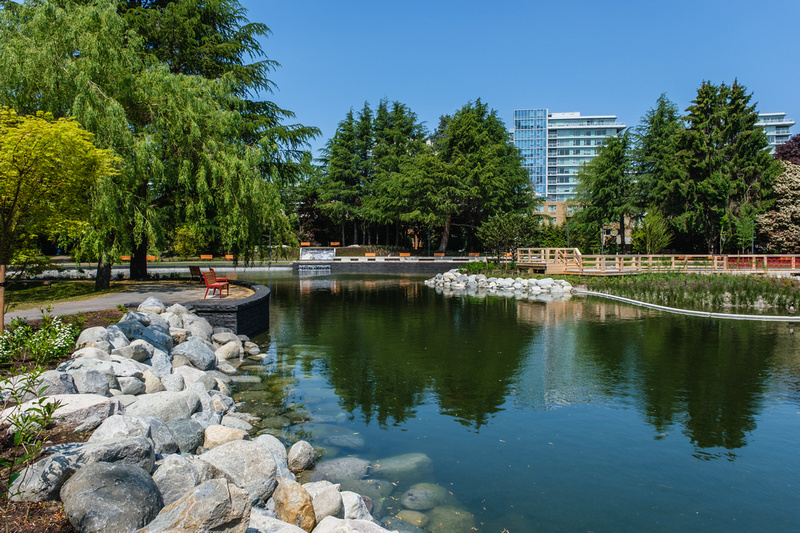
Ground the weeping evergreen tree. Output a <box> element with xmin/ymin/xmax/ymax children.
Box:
<box><xmin>0</xmin><ymin>0</ymin><xmax>317</xmax><ymax>284</ymax></box>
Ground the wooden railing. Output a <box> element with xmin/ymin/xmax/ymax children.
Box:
<box><xmin>516</xmin><ymin>249</ymin><xmax>800</xmax><ymax>275</ymax></box>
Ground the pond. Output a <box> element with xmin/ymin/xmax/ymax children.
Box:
<box><xmin>236</xmin><ymin>272</ymin><xmax>800</xmax><ymax>532</ymax></box>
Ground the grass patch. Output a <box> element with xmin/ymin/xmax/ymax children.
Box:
<box><xmin>4</xmin><ymin>280</ymin><xmax>125</xmax><ymax>313</ymax></box>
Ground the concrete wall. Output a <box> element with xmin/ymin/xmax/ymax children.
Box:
<box><xmin>187</xmin><ymin>281</ymin><xmax>270</xmax><ymax>337</ymax></box>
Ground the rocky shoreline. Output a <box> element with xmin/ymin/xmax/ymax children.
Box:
<box><xmin>425</xmin><ymin>269</ymin><xmax>574</xmax><ymax>300</ymax></box>
<box><xmin>0</xmin><ymin>296</ymin><xmax>419</xmax><ymax>533</ymax></box>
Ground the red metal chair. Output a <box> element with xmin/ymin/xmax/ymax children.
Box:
<box><xmin>210</xmin><ymin>268</ymin><xmax>228</xmax><ymax>283</ymax></box>
<box><xmin>203</xmin><ymin>271</ymin><xmax>229</xmax><ymax>299</ymax></box>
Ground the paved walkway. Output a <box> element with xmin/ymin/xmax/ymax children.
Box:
<box><xmin>5</xmin><ymin>282</ymin><xmax>251</xmax><ymax>323</ymax></box>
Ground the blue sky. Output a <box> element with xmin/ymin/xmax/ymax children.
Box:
<box><xmin>242</xmin><ymin>0</ymin><xmax>798</xmax><ymax>156</ymax></box>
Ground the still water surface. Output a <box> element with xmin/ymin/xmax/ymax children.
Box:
<box><xmin>238</xmin><ymin>272</ymin><xmax>800</xmax><ymax>532</ymax></box>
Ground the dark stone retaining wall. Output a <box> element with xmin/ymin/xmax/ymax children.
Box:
<box><xmin>293</xmin><ymin>260</ymin><xmax>475</xmax><ymax>275</ymax></box>
<box><xmin>186</xmin><ymin>281</ymin><xmax>269</xmax><ymax>337</ymax></box>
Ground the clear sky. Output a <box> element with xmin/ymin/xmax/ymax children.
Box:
<box><xmin>241</xmin><ymin>0</ymin><xmax>798</xmax><ymax>156</ymax></box>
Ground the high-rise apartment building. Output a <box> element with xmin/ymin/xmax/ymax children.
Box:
<box><xmin>756</xmin><ymin>112</ymin><xmax>795</xmax><ymax>153</ymax></box>
<box><xmin>513</xmin><ymin>109</ymin><xmax>625</xmax><ymax>202</ymax></box>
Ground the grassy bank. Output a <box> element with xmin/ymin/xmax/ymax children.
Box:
<box><xmin>458</xmin><ymin>264</ymin><xmax>800</xmax><ymax>313</ymax></box>
<box><xmin>4</xmin><ymin>281</ymin><xmax>125</xmax><ymax>313</ymax></box>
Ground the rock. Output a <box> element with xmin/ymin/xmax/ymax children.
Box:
<box><xmin>399</xmin><ymin>483</ymin><xmax>448</xmax><ymax>511</ymax></box>
<box><xmin>216</xmin><ymin>342</ymin><xmax>241</xmax><ymax>361</ymax></box>
<box><xmin>217</xmin><ymin>362</ymin><xmax>238</xmax><ymax>375</ymax></box>
<box><xmin>148</xmin><ymin>349</ymin><xmax>173</xmax><ymax>379</ymax></box>
<box><xmin>152</xmin><ymin>454</ymin><xmax>200</xmax><ymax>506</ymax></box>
<box><xmin>324</xmin><ymin>434</ymin><xmax>365</xmax><ymax>451</ymax></box>
<box><xmin>213</xmin><ymin>331</ymin><xmax>241</xmax><ymax>345</ymax></box>
<box><xmin>89</xmin><ymin>414</ymin><xmax>178</xmax><ymax>456</ymax></box>
<box><xmin>58</xmin><ymin>358</ymin><xmax>119</xmax><ymax>390</ymax></box>
<box><xmin>370</xmin><ymin>453</ymin><xmax>432</xmax><ymax>481</ymax></box>
<box><xmin>36</xmin><ymin>370</ymin><xmax>78</xmax><ymax>397</ymax></box>
<box><xmin>142</xmin><ymin>370</ymin><xmax>166</xmax><ymax>394</ymax></box>
<box><xmin>115</xmin><ymin>318</ymin><xmax>146</xmax><ymax>339</ymax></box>
<box><xmin>192</xmin><ymin>410</ymin><xmax>223</xmax><ymax>428</ymax></box>
<box><xmin>169</xmin><ymin>327</ymin><xmax>189</xmax><ymax>344</ymax></box>
<box><xmin>252</xmin><ymin>434</ymin><xmax>295</xmax><ymax>481</ymax></box>
<box><xmin>183</xmin><ymin>314</ymin><xmax>214</xmax><ymax>343</ymax></box>
<box><xmin>118</xmin><ymin>376</ymin><xmax>146</xmax><ymax>395</ymax></box>
<box><xmin>424</xmin><ymin>506</ymin><xmax>476</xmax><ymax>533</ymax></box>
<box><xmin>9</xmin><ymin>453</ymin><xmax>75</xmax><ymax>501</ymax></box>
<box><xmin>310</xmin><ymin>457</ymin><xmax>370</xmax><ymax>484</ymax></box>
<box><xmin>113</xmin><ymin>343</ymin><xmax>151</xmax><ymax>363</ymax></box>
<box><xmin>204</xmin><ymin>424</ymin><xmax>248</xmax><ymax>449</ymax></box>
<box><xmin>136</xmin><ymin>478</ymin><xmax>250</xmax><ymax>533</ymax></box>
<box><xmin>160</xmin><ymin>373</ymin><xmax>185</xmax><ymax>392</ymax></box>
<box><xmin>60</xmin><ymin>462</ymin><xmax>163</xmax><ymax>533</ymax></box>
<box><xmin>1</xmin><ymin>394</ymin><xmax>122</xmax><ymax>430</ymax></box>
<box><xmin>313</xmin><ymin>516</ymin><xmax>390</xmax><ymax>533</ymax></box>
<box><xmin>288</xmin><ymin>441</ymin><xmax>315</xmax><ymax>472</ymax></box>
<box><xmin>143</xmin><ymin>311</ymin><xmax>171</xmax><ymax>332</ymax></box>
<box><xmin>106</xmin><ymin>324</ymin><xmax>131</xmax><ymax>350</ymax></box>
<box><xmin>397</xmin><ymin>510</ymin><xmax>429</xmax><ymax>528</ymax></box>
<box><xmin>165</xmin><ymin>303</ymin><xmax>189</xmax><ymax>316</ymax></box>
<box><xmin>138</xmin><ymin>296</ymin><xmax>166</xmax><ymax>314</ymax></box>
<box><xmin>172</xmin><ymin>338</ymin><xmax>217</xmax><ymax>371</ymax></box>
<box><xmin>173</xmin><ymin>364</ymin><xmax>207</xmax><ymax>387</ymax></box>
<box><xmin>124</xmin><ymin>390</ymin><xmax>201</xmax><ymax>422</ymax></box>
<box><xmin>75</xmin><ymin>326</ymin><xmax>109</xmax><ymax>349</ymax></box>
<box><xmin>340</xmin><ymin>491</ymin><xmax>373</xmax><ymax>521</ymax></box>
<box><xmin>380</xmin><ymin>516</ymin><xmax>427</xmax><ymax>533</ymax></box>
<box><xmin>222</xmin><ymin>414</ymin><xmax>253</xmax><ymax>432</ymax></box>
<box><xmin>72</xmin><ymin>346</ymin><xmax>112</xmax><ymax>360</ymax></box>
<box><xmin>273</xmin><ymin>478</ymin><xmax>315</xmax><ymax>532</ymax></box>
<box><xmin>303</xmin><ymin>481</ymin><xmax>343</xmax><ymax>523</ymax></box>
<box><xmin>166</xmin><ymin>418</ymin><xmax>205</xmax><ymax>454</ymax></box>
<box><xmin>141</xmin><ymin>324</ymin><xmax>174</xmax><ymax>352</ymax></box>
<box><xmin>196</xmin><ymin>439</ymin><xmax>278</xmax><ymax>506</ymax></box>
<box><xmin>248</xmin><ymin>507</ymin><xmax>307</xmax><ymax>532</ymax></box>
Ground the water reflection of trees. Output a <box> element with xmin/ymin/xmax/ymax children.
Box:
<box><xmin>573</xmin><ymin>300</ymin><xmax>777</xmax><ymax>452</ymax></box>
<box><xmin>273</xmin><ymin>278</ymin><xmax>534</xmax><ymax>429</ymax></box>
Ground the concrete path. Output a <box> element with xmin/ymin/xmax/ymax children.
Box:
<box><xmin>5</xmin><ymin>282</ymin><xmax>251</xmax><ymax>323</ymax></box>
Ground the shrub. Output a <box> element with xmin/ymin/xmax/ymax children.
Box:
<box><xmin>0</xmin><ymin>308</ymin><xmax>79</xmax><ymax>365</ymax></box>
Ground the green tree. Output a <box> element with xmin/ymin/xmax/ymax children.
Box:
<box><xmin>774</xmin><ymin>134</ymin><xmax>800</xmax><ymax>165</ymax></box>
<box><xmin>665</xmin><ymin>81</ymin><xmax>780</xmax><ymax>253</ymax></box>
<box><xmin>632</xmin><ymin>208</ymin><xmax>673</xmax><ymax>254</ymax></box>
<box><xmin>477</xmin><ymin>212</ymin><xmax>537</xmax><ymax>266</ymax></box>
<box><xmin>433</xmin><ymin>100</ymin><xmax>531</xmax><ymax>251</ymax></box>
<box><xmin>574</xmin><ymin>131</ymin><xmax>637</xmax><ymax>253</ymax></box>
<box><xmin>0</xmin><ymin>108</ymin><xmax>118</xmax><ymax>328</ymax></box>
<box><xmin>0</xmin><ymin>0</ymin><xmax>316</xmax><ymax>284</ymax></box>
<box><xmin>633</xmin><ymin>94</ymin><xmax>682</xmax><ymax>209</ymax></box>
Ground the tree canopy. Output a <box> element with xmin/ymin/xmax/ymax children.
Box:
<box><xmin>0</xmin><ymin>0</ymin><xmax>317</xmax><ymax>281</ymax></box>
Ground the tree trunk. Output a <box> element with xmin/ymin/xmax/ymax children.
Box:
<box><xmin>95</xmin><ymin>252</ymin><xmax>112</xmax><ymax>290</ymax></box>
<box><xmin>619</xmin><ymin>215</ymin><xmax>626</xmax><ymax>254</ymax></box>
<box><xmin>130</xmin><ymin>235</ymin><xmax>149</xmax><ymax>280</ymax></box>
<box><xmin>341</xmin><ymin>221</ymin><xmax>345</xmax><ymax>246</ymax></box>
<box><xmin>352</xmin><ymin>220</ymin><xmax>358</xmax><ymax>245</ymax></box>
<box><xmin>437</xmin><ymin>214</ymin><xmax>451</xmax><ymax>253</ymax></box>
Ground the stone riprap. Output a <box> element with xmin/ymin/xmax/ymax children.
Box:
<box><xmin>0</xmin><ymin>296</ymin><xmax>400</xmax><ymax>533</ymax></box>
<box><xmin>425</xmin><ymin>269</ymin><xmax>574</xmax><ymax>301</ymax></box>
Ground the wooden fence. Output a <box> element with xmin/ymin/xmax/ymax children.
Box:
<box><xmin>516</xmin><ymin>248</ymin><xmax>800</xmax><ymax>276</ymax></box>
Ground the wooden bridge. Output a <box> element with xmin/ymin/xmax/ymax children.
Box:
<box><xmin>516</xmin><ymin>248</ymin><xmax>800</xmax><ymax>276</ymax></box>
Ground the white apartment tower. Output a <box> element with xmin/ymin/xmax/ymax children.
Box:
<box><xmin>756</xmin><ymin>112</ymin><xmax>795</xmax><ymax>153</ymax></box>
<box><xmin>513</xmin><ymin>109</ymin><xmax>625</xmax><ymax>202</ymax></box>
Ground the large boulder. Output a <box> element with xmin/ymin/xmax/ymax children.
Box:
<box><xmin>152</xmin><ymin>454</ymin><xmax>200</xmax><ymax>506</ymax></box>
<box><xmin>71</xmin><ymin>369</ymin><xmax>111</xmax><ymax>396</ymax></box>
<box><xmin>369</xmin><ymin>453</ymin><xmax>432</xmax><ymax>481</ymax></box>
<box><xmin>248</xmin><ymin>507</ymin><xmax>307</xmax><ymax>532</ymax></box>
<box><xmin>288</xmin><ymin>441</ymin><xmax>315</xmax><ymax>473</ymax></box>
<box><xmin>272</xmin><ymin>478</ymin><xmax>315</xmax><ymax>532</ymax></box>
<box><xmin>310</xmin><ymin>457</ymin><xmax>370</xmax><ymax>484</ymax></box>
<box><xmin>253</xmin><ymin>434</ymin><xmax>295</xmax><ymax>481</ymax></box>
<box><xmin>58</xmin><ymin>358</ymin><xmax>119</xmax><ymax>391</ymax></box>
<box><xmin>313</xmin><ymin>516</ymin><xmax>391</xmax><ymax>533</ymax></box>
<box><xmin>340</xmin><ymin>491</ymin><xmax>373</xmax><ymax>521</ymax></box>
<box><xmin>166</xmin><ymin>417</ymin><xmax>205</xmax><ymax>454</ymax></box>
<box><xmin>203</xmin><ymin>424</ymin><xmax>248</xmax><ymax>450</ymax></box>
<box><xmin>61</xmin><ymin>462</ymin><xmax>163</xmax><ymax>533</ymax></box>
<box><xmin>89</xmin><ymin>415</ymin><xmax>178</xmax><ymax>456</ymax></box>
<box><xmin>136</xmin><ymin>478</ymin><xmax>250</xmax><ymax>533</ymax></box>
<box><xmin>105</xmin><ymin>324</ymin><xmax>131</xmax><ymax>350</ymax></box>
<box><xmin>75</xmin><ymin>326</ymin><xmax>109</xmax><ymax>349</ymax></box>
<box><xmin>303</xmin><ymin>481</ymin><xmax>343</xmax><ymax>524</ymax></box>
<box><xmin>196</xmin><ymin>439</ymin><xmax>278</xmax><ymax>506</ymax></box>
<box><xmin>140</xmin><ymin>324</ymin><xmax>174</xmax><ymax>352</ymax></box>
<box><xmin>138</xmin><ymin>296</ymin><xmax>167</xmax><ymax>314</ymax></box>
<box><xmin>36</xmin><ymin>370</ymin><xmax>78</xmax><ymax>397</ymax></box>
<box><xmin>124</xmin><ymin>390</ymin><xmax>201</xmax><ymax>422</ymax></box>
<box><xmin>171</xmin><ymin>338</ymin><xmax>217</xmax><ymax>371</ymax></box>
<box><xmin>0</xmin><ymin>394</ymin><xmax>122</xmax><ymax>431</ymax></box>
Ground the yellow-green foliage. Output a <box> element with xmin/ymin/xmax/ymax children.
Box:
<box><xmin>0</xmin><ymin>107</ymin><xmax>118</xmax><ymax>264</ymax></box>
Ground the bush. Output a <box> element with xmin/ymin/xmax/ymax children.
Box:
<box><xmin>0</xmin><ymin>309</ymin><xmax>78</xmax><ymax>366</ymax></box>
